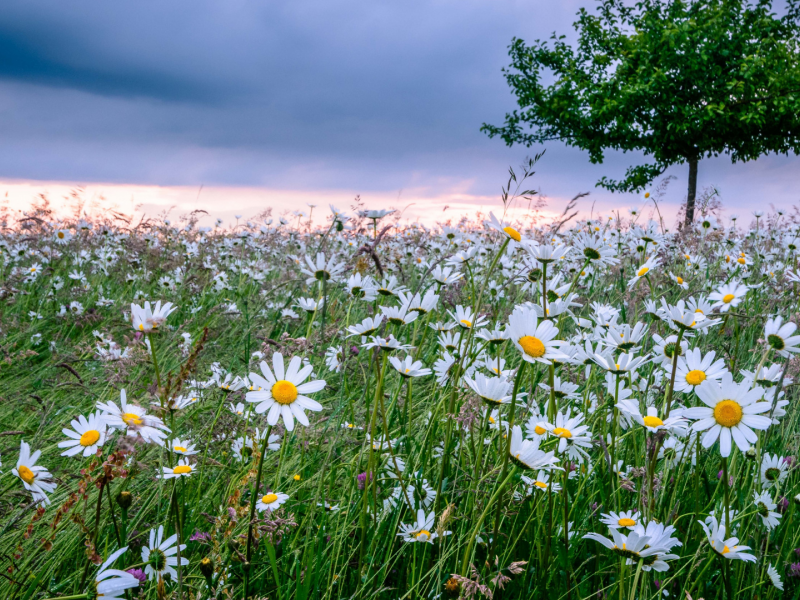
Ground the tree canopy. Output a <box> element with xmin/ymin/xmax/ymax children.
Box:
<box><xmin>482</xmin><ymin>0</ymin><xmax>800</xmax><ymax>224</ymax></box>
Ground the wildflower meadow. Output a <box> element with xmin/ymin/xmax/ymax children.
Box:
<box><xmin>1</xmin><ymin>195</ymin><xmax>799</xmax><ymax>600</ymax></box>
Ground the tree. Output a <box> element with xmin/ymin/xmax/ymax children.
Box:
<box><xmin>482</xmin><ymin>0</ymin><xmax>800</xmax><ymax>225</ymax></box>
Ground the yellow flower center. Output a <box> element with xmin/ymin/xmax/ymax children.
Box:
<box><xmin>488</xmin><ymin>416</ymin><xmax>496</xmax><ymax>424</ymax></box>
<box><xmin>737</xmin><ymin>257</ymin><xmax>745</xmax><ymax>265</ymax></box>
<box><xmin>534</xmin><ymin>425</ymin><xmax>546</xmax><ymax>435</ymax></box>
<box><xmin>415</xmin><ymin>529</ymin><xmax>431</xmax><ymax>539</ymax></box>
<box><xmin>122</xmin><ymin>412</ymin><xmax>143</xmax><ymax>427</ymax></box>
<box><xmin>57</xmin><ymin>231</ymin><xmax>65</xmax><ymax>239</ymax></box>
<box><xmin>174</xmin><ymin>445</ymin><xmax>187</xmax><ymax>453</ymax></box>
<box><xmin>713</xmin><ymin>400</ymin><xmax>743</xmax><ymax>428</ymax></box>
<box><xmin>18</xmin><ymin>465</ymin><xmax>35</xmax><ymax>485</ymax></box>
<box><xmin>272</xmin><ymin>380</ymin><xmax>298</xmax><ymax>405</ymax></box>
<box><xmin>686</xmin><ymin>370</ymin><xmax>706</xmax><ymax>386</ymax></box>
<box><xmin>637</xmin><ymin>267</ymin><xmax>649</xmax><ymax>277</ymax></box>
<box><xmin>553</xmin><ymin>427</ymin><xmax>572</xmax><ymax>439</ymax></box>
<box><xmin>721</xmin><ymin>545</ymin><xmax>730</xmax><ymax>554</ymax></box>
<box><xmin>262</xmin><ymin>493</ymin><xmax>279</xmax><ymax>504</ymax></box>
<box><xmin>460</xmin><ymin>319</ymin><xmax>472</xmax><ymax>328</ymax></box>
<box><xmin>618</xmin><ymin>518</ymin><xmax>636</xmax><ymax>527</ymax></box>
<box><xmin>676</xmin><ymin>277</ymin><xmax>683</xmax><ymax>284</ymax></box>
<box><xmin>173</xmin><ymin>465</ymin><xmax>192</xmax><ymax>475</ymax></box>
<box><xmin>80</xmin><ymin>430</ymin><xmax>101</xmax><ymax>447</ymax></box>
<box><xmin>138</xmin><ymin>323</ymin><xmax>145</xmax><ymax>331</ymax></box>
<box><xmin>534</xmin><ymin>481</ymin><xmax>548</xmax><ymax>489</ymax></box>
<box><xmin>502</xmin><ymin>226</ymin><xmax>521</xmax><ymax>242</ymax></box>
<box><xmin>642</xmin><ymin>416</ymin><xmax>663</xmax><ymax>428</ymax></box>
<box><xmin>519</xmin><ymin>336</ymin><xmax>546</xmax><ymax>358</ymax></box>
<box><xmin>695</xmin><ymin>308</ymin><xmax>704</xmax><ymax>314</ymax></box>
<box><xmin>722</xmin><ymin>293</ymin><xmax>735</xmax><ymax>304</ymax></box>
<box><xmin>293</xmin><ymin>474</ymin><xmax>301</xmax><ymax>481</ymax></box>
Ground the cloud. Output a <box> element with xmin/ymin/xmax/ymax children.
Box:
<box><xmin>0</xmin><ymin>0</ymin><xmax>796</xmax><ymax>215</ymax></box>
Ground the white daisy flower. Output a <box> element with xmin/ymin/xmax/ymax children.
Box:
<box><xmin>97</xmin><ymin>389</ymin><xmax>170</xmax><ymax>445</ymax></box>
<box><xmin>256</xmin><ymin>491</ymin><xmax>290</xmax><ymax>512</ymax></box>
<box><xmin>94</xmin><ymin>547</ymin><xmax>140</xmax><ymax>599</ymax></box>
<box><xmin>246</xmin><ymin>352</ymin><xmax>326</xmax><ymax>431</ymax></box>
<box><xmin>397</xmin><ymin>509</ymin><xmax>450</xmax><ymax>543</ymax></box>
<box><xmin>12</xmin><ymin>440</ymin><xmax>57</xmax><ymax>505</ymax></box>
<box><xmin>159</xmin><ymin>458</ymin><xmax>195</xmax><ymax>479</ymax></box>
<box><xmin>168</xmin><ymin>438</ymin><xmax>198</xmax><ymax>456</ymax></box>
<box><xmin>141</xmin><ymin>525</ymin><xmax>188</xmax><ymax>581</ymax></box>
<box><xmin>764</xmin><ymin>315</ymin><xmax>800</xmax><ymax>357</ymax></box>
<box><xmin>58</xmin><ymin>412</ymin><xmax>108</xmax><ymax>457</ymax></box>
<box><xmin>507</xmin><ymin>305</ymin><xmax>567</xmax><ymax>365</ymax></box>
<box><xmin>698</xmin><ymin>515</ymin><xmax>756</xmax><ymax>562</ymax></box>
<box><xmin>683</xmin><ymin>373</ymin><xmax>771</xmax><ymax>457</ymax></box>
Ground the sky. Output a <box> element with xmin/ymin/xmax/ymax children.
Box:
<box><xmin>0</xmin><ymin>0</ymin><xmax>798</xmax><ymax>227</ymax></box>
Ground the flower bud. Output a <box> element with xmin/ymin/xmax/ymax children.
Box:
<box><xmin>116</xmin><ymin>491</ymin><xmax>133</xmax><ymax>509</ymax></box>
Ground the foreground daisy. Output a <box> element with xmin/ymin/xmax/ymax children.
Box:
<box><xmin>764</xmin><ymin>316</ymin><xmax>800</xmax><ymax>357</ymax></box>
<box><xmin>160</xmin><ymin>458</ymin><xmax>195</xmax><ymax>479</ymax></box>
<box><xmin>698</xmin><ymin>515</ymin><xmax>756</xmax><ymax>562</ymax></box>
<box><xmin>509</xmin><ymin>426</ymin><xmax>561</xmax><ymax>471</ymax></box>
<box><xmin>389</xmin><ymin>355</ymin><xmax>432</xmax><ymax>378</ymax></box>
<box><xmin>131</xmin><ymin>300</ymin><xmax>176</xmax><ymax>332</ymax></box>
<box><xmin>683</xmin><ymin>373</ymin><xmax>771</xmax><ymax>457</ymax></box>
<box><xmin>141</xmin><ymin>525</ymin><xmax>189</xmax><ymax>581</ymax></box>
<box><xmin>507</xmin><ymin>305</ymin><xmax>567</xmax><ymax>365</ymax></box>
<box><xmin>397</xmin><ymin>509</ymin><xmax>450</xmax><ymax>543</ymax></box>
<box><xmin>599</xmin><ymin>510</ymin><xmax>640</xmax><ymax>530</ymax></box>
<box><xmin>464</xmin><ymin>373</ymin><xmax>514</xmax><ymax>406</ymax></box>
<box><xmin>169</xmin><ymin>438</ymin><xmax>198</xmax><ymax>456</ymax></box>
<box><xmin>13</xmin><ymin>440</ymin><xmax>57</xmax><ymax>505</ymax></box>
<box><xmin>708</xmin><ymin>281</ymin><xmax>748</xmax><ymax>312</ymax></box>
<box><xmin>94</xmin><ymin>547</ymin><xmax>140</xmax><ymax>599</ymax></box>
<box><xmin>672</xmin><ymin>348</ymin><xmax>728</xmax><ymax>393</ymax></box>
<box><xmin>256</xmin><ymin>491</ymin><xmax>290</xmax><ymax>512</ymax></box>
<box><xmin>246</xmin><ymin>352</ymin><xmax>326</xmax><ymax>431</ymax></box>
<box><xmin>583</xmin><ymin>526</ymin><xmax>677</xmax><ymax>571</ymax></box>
<box><xmin>58</xmin><ymin>412</ymin><xmax>108</xmax><ymax>457</ymax></box>
<box><xmin>97</xmin><ymin>390</ymin><xmax>170</xmax><ymax>445</ymax></box>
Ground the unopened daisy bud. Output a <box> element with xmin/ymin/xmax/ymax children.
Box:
<box><xmin>199</xmin><ymin>556</ymin><xmax>215</xmax><ymax>578</ymax></box>
<box><xmin>444</xmin><ymin>577</ymin><xmax>461</xmax><ymax>598</ymax></box>
<box><xmin>746</xmin><ymin>447</ymin><xmax>757</xmax><ymax>461</ymax></box>
<box><xmin>116</xmin><ymin>491</ymin><xmax>133</xmax><ymax>509</ymax></box>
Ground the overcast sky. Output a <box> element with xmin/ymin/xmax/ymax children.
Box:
<box><xmin>0</xmin><ymin>0</ymin><xmax>798</xmax><ymax>224</ymax></box>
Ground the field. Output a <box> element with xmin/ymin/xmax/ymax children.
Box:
<box><xmin>0</xmin><ymin>200</ymin><xmax>798</xmax><ymax>600</ymax></box>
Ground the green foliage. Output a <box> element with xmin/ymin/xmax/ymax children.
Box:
<box><xmin>483</xmin><ymin>0</ymin><xmax>800</xmax><ymax>192</ymax></box>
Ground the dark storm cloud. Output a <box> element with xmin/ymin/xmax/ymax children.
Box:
<box><xmin>0</xmin><ymin>0</ymin><xmax>796</xmax><ymax>210</ymax></box>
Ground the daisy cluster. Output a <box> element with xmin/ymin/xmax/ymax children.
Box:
<box><xmin>0</xmin><ymin>203</ymin><xmax>798</xmax><ymax>599</ymax></box>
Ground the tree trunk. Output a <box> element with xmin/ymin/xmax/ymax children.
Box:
<box><xmin>685</xmin><ymin>158</ymin><xmax>698</xmax><ymax>226</ymax></box>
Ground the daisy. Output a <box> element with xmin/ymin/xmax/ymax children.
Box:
<box><xmin>346</xmin><ymin>315</ymin><xmax>384</xmax><ymax>338</ymax></box>
<box><xmin>593</xmin><ymin>352</ymin><xmax>649</xmax><ymax>375</ymax></box>
<box><xmin>509</xmin><ymin>425</ymin><xmax>561</xmax><ymax>471</ymax></box>
<box><xmin>615</xmin><ymin>400</ymin><xmax>687</xmax><ymax>435</ymax></box>
<box><xmin>389</xmin><ymin>355</ymin><xmax>432</xmax><ymax>378</ymax></box>
<box><xmin>660</xmin><ymin>299</ymin><xmax>721</xmax><ymax>333</ymax></box>
<box><xmin>296</xmin><ymin>297</ymin><xmax>323</xmax><ymax>313</ymax></box>
<box><xmin>431</xmin><ymin>265</ymin><xmax>463</xmax><ymax>285</ymax></box>
<box><xmin>130</xmin><ymin>300</ymin><xmax>176</xmax><ymax>332</ymax></box>
<box><xmin>604</xmin><ymin>322</ymin><xmax>649</xmax><ymax>353</ymax></box>
<box><xmin>346</xmin><ymin>273</ymin><xmax>378</xmax><ymax>301</ymax></box>
<box><xmin>538</xmin><ymin>376</ymin><xmax>580</xmax><ymax>400</ymax></box>
<box><xmin>485</xmin><ymin>211</ymin><xmax>522</xmax><ymax>242</ymax></box>
<box><xmin>764</xmin><ymin>315</ymin><xmax>800</xmax><ymax>357</ymax></box>
<box><xmin>683</xmin><ymin>373</ymin><xmax>771</xmax><ymax>457</ymax></box>
<box><xmin>753</xmin><ymin>491</ymin><xmax>781</xmax><ymax>530</ymax></box>
<box><xmin>58</xmin><ymin>412</ymin><xmax>107</xmax><ymax>457</ymax></box>
<box><xmin>600</xmin><ymin>510</ymin><xmax>640</xmax><ymax>530</ymax></box>
<box><xmin>672</xmin><ymin>348</ymin><xmax>728</xmax><ymax>393</ymax></box>
<box><xmin>381</xmin><ymin>304</ymin><xmax>418</xmax><ymax>326</ymax></box>
<box><xmin>651</xmin><ymin>334</ymin><xmax>688</xmax><ymax>366</ymax></box>
<box><xmin>141</xmin><ymin>525</ymin><xmax>189</xmax><ymax>582</ymax></box>
<box><xmin>94</xmin><ymin>547</ymin><xmax>140</xmax><ymax>599</ymax></box>
<box><xmin>761</xmin><ymin>453</ymin><xmax>789</xmax><ymax>488</ymax></box>
<box><xmin>767</xmin><ymin>564</ymin><xmax>784</xmax><ymax>591</ymax></box>
<box><xmin>397</xmin><ymin>509</ymin><xmax>450</xmax><ymax>543</ymax></box>
<box><xmin>583</xmin><ymin>528</ymin><xmax>676</xmax><ymax>571</ymax></box>
<box><xmin>521</xmin><ymin>470</ymin><xmax>561</xmax><ymax>494</ymax></box>
<box><xmin>523</xmin><ymin>241</ymin><xmax>571</xmax><ymax>265</ymax></box>
<box><xmin>547</xmin><ymin>410</ymin><xmax>593</xmax><ymax>461</ymax></box>
<box><xmin>699</xmin><ymin>515</ymin><xmax>756</xmax><ymax>561</ymax></box>
<box><xmin>13</xmin><ymin>440</ymin><xmax>57</xmax><ymax>505</ymax></box>
<box><xmin>160</xmin><ymin>458</ymin><xmax>195</xmax><ymax>479</ymax></box>
<box><xmin>362</xmin><ymin>335</ymin><xmax>413</xmax><ymax>353</ymax></box>
<box><xmin>464</xmin><ymin>373</ymin><xmax>514</xmax><ymax>406</ymax></box>
<box><xmin>256</xmin><ymin>491</ymin><xmax>290</xmax><ymax>512</ymax></box>
<box><xmin>668</xmin><ymin>272</ymin><xmax>688</xmax><ymax>290</ymax></box>
<box><xmin>708</xmin><ymin>281</ymin><xmax>748</xmax><ymax>312</ymax></box>
<box><xmin>300</xmin><ymin>251</ymin><xmax>345</xmax><ymax>284</ymax></box>
<box><xmin>246</xmin><ymin>352</ymin><xmax>326</xmax><ymax>431</ymax></box>
<box><xmin>97</xmin><ymin>390</ymin><xmax>170</xmax><ymax>444</ymax></box>
<box><xmin>572</xmin><ymin>232</ymin><xmax>619</xmax><ymax>266</ymax></box>
<box><xmin>627</xmin><ymin>256</ymin><xmax>660</xmax><ymax>288</ymax></box>
<box><xmin>448</xmin><ymin>305</ymin><xmax>488</xmax><ymax>330</ymax></box>
<box><xmin>169</xmin><ymin>438</ymin><xmax>198</xmax><ymax>456</ymax></box>
<box><xmin>507</xmin><ymin>305</ymin><xmax>567</xmax><ymax>365</ymax></box>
